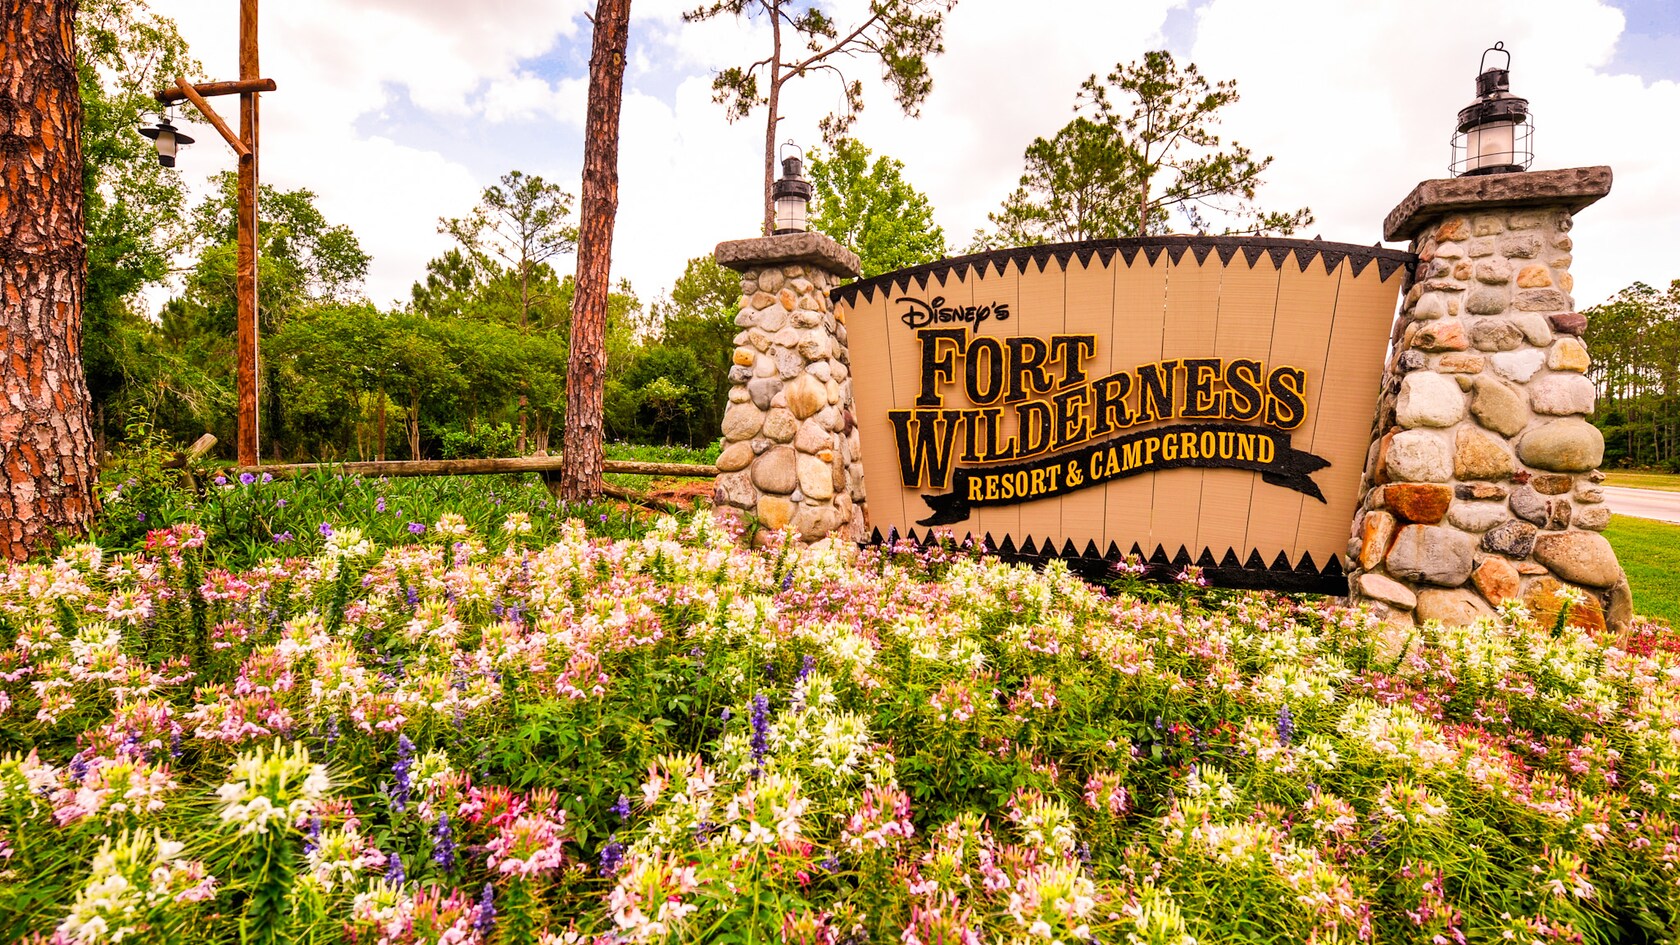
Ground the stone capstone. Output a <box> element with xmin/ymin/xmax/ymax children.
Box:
<box><xmin>715</xmin><ymin>232</ymin><xmax>862</xmax><ymax>278</ymax></box>
<box><xmin>1531</xmin><ymin>531</ymin><xmax>1622</xmax><ymax>588</ymax></box>
<box><xmin>1518</xmin><ymin>418</ymin><xmax>1604</xmax><ymax>472</ymax></box>
<box><xmin>1386</xmin><ymin>524</ymin><xmax>1475</xmax><ymax>586</ymax></box>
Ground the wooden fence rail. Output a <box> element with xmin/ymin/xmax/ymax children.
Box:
<box><xmin>232</xmin><ymin>456</ymin><xmax>719</xmax><ymax>479</ymax></box>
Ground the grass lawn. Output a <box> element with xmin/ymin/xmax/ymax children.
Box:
<box><xmin>1604</xmin><ymin>513</ymin><xmax>1680</xmax><ymax>626</ymax></box>
<box><xmin>1604</xmin><ymin>469</ymin><xmax>1680</xmax><ymax>492</ymax></box>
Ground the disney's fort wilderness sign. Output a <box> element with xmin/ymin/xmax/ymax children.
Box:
<box><xmin>831</xmin><ymin>237</ymin><xmax>1413</xmax><ymax>593</ymax></box>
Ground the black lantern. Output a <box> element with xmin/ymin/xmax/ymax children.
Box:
<box><xmin>1450</xmin><ymin>42</ymin><xmax>1533</xmax><ymax>177</ymax></box>
<box><xmin>140</xmin><ymin>115</ymin><xmax>195</xmax><ymax>168</ymax></box>
<box><xmin>772</xmin><ymin>141</ymin><xmax>813</xmax><ymax>234</ymax></box>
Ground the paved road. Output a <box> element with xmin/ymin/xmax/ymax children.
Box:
<box><xmin>1601</xmin><ymin>486</ymin><xmax>1680</xmax><ymax>525</ymax></box>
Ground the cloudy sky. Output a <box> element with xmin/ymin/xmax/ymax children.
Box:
<box><xmin>148</xmin><ymin>0</ymin><xmax>1679</xmax><ymax>310</ymax></box>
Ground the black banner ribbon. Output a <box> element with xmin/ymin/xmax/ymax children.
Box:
<box><xmin>917</xmin><ymin>422</ymin><xmax>1330</xmax><ymax>527</ymax></box>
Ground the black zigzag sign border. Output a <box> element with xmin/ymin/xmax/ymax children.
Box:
<box><xmin>830</xmin><ymin>235</ymin><xmax>1416</xmax><ymax>308</ymax></box>
<box><xmin>866</xmin><ymin>528</ymin><xmax>1349</xmax><ymax>597</ymax></box>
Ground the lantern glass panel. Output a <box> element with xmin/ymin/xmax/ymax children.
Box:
<box><xmin>775</xmin><ymin>194</ymin><xmax>807</xmax><ymax>233</ymax></box>
<box><xmin>1466</xmin><ymin>120</ymin><xmax>1515</xmax><ymax>171</ymax></box>
<box><xmin>155</xmin><ymin>127</ymin><xmax>179</xmax><ymax>166</ymax></box>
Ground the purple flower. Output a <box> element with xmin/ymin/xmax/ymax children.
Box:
<box><xmin>319</xmin><ymin>522</ymin><xmax>334</xmax><ymax>538</ymax></box>
<box><xmin>1277</xmin><ymin>704</ymin><xmax>1295</xmax><ymax>746</ymax></box>
<box><xmin>719</xmin><ymin>707</ymin><xmax>732</xmax><ymax>722</ymax></box>
<box><xmin>598</xmin><ymin>835</ymin><xmax>625</xmax><ymax>877</ymax></box>
<box><xmin>390</xmin><ymin>734</ymin><xmax>414</xmax><ymax>812</ymax></box>
<box><xmin>798</xmin><ymin>654</ymin><xmax>816</xmax><ymax>683</ymax></box>
<box><xmin>272</xmin><ymin>531</ymin><xmax>293</xmax><ymax>544</ymax></box>
<box><xmin>473</xmin><ymin>884</ymin><xmax>496</xmax><ymax>937</ymax></box>
<box><xmin>239</xmin><ymin>472</ymin><xmax>256</xmax><ymax>486</ymax></box>
<box><xmin>213</xmin><ymin>475</ymin><xmax>228</xmax><ymax>486</ymax></box>
<box><xmin>261</xmin><ymin>472</ymin><xmax>272</xmax><ymax>483</ymax></box>
<box><xmin>376</xmin><ymin>497</ymin><xmax>386</xmax><ymax>513</ymax></box>
<box><xmin>136</xmin><ymin>512</ymin><xmax>146</xmax><ymax>522</ymax></box>
<box><xmin>408</xmin><ymin>522</ymin><xmax>426</xmax><ymax>535</ymax></box>
<box><xmin>432</xmin><ymin>813</ymin><xmax>456</xmax><ymax>871</ymax></box>
<box><xmin>304</xmin><ymin>815</ymin><xmax>322</xmax><ymax>855</ymax></box>
<box><xmin>276</xmin><ymin>498</ymin><xmax>286</xmax><ymax>508</ymax></box>
<box><xmin>406</xmin><ymin>585</ymin><xmax>419</xmax><ymax>608</ymax></box>
<box><xmin>611</xmin><ymin>794</ymin><xmax>632</xmax><ymax>821</ymax></box>
<box><xmin>750</xmin><ymin>694</ymin><xmax>771</xmax><ymax>776</ymax></box>
<box><xmin>384</xmin><ymin>852</ymin><xmax>405</xmax><ymax>884</ymax></box>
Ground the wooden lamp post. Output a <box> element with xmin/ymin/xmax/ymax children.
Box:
<box><xmin>148</xmin><ymin>0</ymin><xmax>274</xmax><ymax>467</ymax></box>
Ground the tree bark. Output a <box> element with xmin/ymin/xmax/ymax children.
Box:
<box><xmin>762</xmin><ymin>4</ymin><xmax>782</xmax><ymax>235</ymax></box>
<box><xmin>0</xmin><ymin>0</ymin><xmax>99</xmax><ymax>560</ymax></box>
<box><xmin>557</xmin><ymin>0</ymin><xmax>631</xmax><ymax>502</ymax></box>
<box><xmin>237</xmin><ymin>0</ymin><xmax>261</xmax><ymax>466</ymax></box>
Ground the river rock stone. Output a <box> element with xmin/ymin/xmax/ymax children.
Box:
<box><xmin>1574</xmin><ymin>506</ymin><xmax>1611</xmax><ymax>530</ymax></box>
<box><xmin>1359</xmin><ymin>572</ymin><xmax>1417</xmax><ymax>610</ymax></box>
<box><xmin>762</xmin><ymin>407</ymin><xmax>798</xmax><ymax>443</ymax></box>
<box><xmin>1415</xmin><ymin>587</ymin><xmax>1494</xmax><ymax>626</ymax></box>
<box><xmin>1518</xmin><ymin>418</ymin><xmax>1604</xmax><ymax>472</ymax></box>
<box><xmin>1438</xmin><ymin>352</ymin><xmax>1485</xmax><ymax>373</ymax></box>
<box><xmin>1608</xmin><ymin>578</ymin><xmax>1634</xmax><ymax>631</ymax></box>
<box><xmin>784</xmin><ymin>373</ymin><xmax>827</xmax><ymax>419</ymax></box>
<box><xmin>1384</xmin><ymin>483</ymin><xmax>1453</xmax><ymax>524</ymax></box>
<box><xmin>1512</xmin><ymin>313</ymin><xmax>1554</xmax><ymax>346</ymax></box>
<box><xmin>713</xmin><ymin>470</ymin><xmax>757</xmax><ymax>509</ymax></box>
<box><xmin>1385</xmin><ymin>430</ymin><xmax>1452</xmax><ymax>482</ymax></box>
<box><xmin>1474</xmin><ymin>258</ymin><xmax>1511</xmax><ymax>284</ymax></box>
<box><xmin>1472</xmin><ymin>557</ymin><xmax>1521</xmax><ymax>605</ymax></box>
<box><xmin>1547</xmin><ymin>337</ymin><xmax>1591</xmax><ymax>372</ymax></box>
<box><xmin>1396</xmin><ymin>372</ymin><xmax>1466</xmax><ymax>428</ymax></box>
<box><xmin>1515</xmin><ymin>288</ymin><xmax>1570</xmax><ymax>312</ymax></box>
<box><xmin>752</xmin><ymin>446</ymin><xmax>799</xmax><ymax>494</ymax></box>
<box><xmin>1532</xmin><ymin>531</ymin><xmax>1622</xmax><ymax>588</ymax></box>
<box><xmin>797</xmin><ymin>453</ymin><xmax>835</xmax><ymax>500</ymax></box>
<box><xmin>794</xmin><ymin>419</ymin><xmax>832</xmax><ymax>454</ymax></box>
<box><xmin>747</xmin><ymin>376</ymin><xmax>781</xmax><ymax>410</ymax></box>
<box><xmin>1523</xmin><ymin>577</ymin><xmax>1606</xmax><ymax>632</ymax></box>
<box><xmin>1516</xmin><ymin>264</ymin><xmax>1553</xmax><ymax>288</ymax></box>
<box><xmin>1455</xmin><ymin>482</ymin><xmax>1508</xmax><ymax>501</ymax></box>
<box><xmin>1482</xmin><ymin>520</ymin><xmax>1538</xmax><ymax>557</ymax></box>
<box><xmin>723</xmin><ymin>403</ymin><xmax>765</xmax><ymax>440</ymax></box>
<box><xmin>1549</xmin><ymin>312</ymin><xmax>1587</xmax><ymax>335</ymax></box>
<box><xmin>1448</xmin><ymin>501</ymin><xmax>1507</xmax><ymax>532</ymax></box>
<box><xmin>1469</xmin><ymin>377</ymin><xmax>1528</xmax><ymax>436</ymax></box>
<box><xmin>1414</xmin><ymin>292</ymin><xmax>1450</xmax><ymax>320</ymax></box>
<box><xmin>1359</xmin><ymin>510</ymin><xmax>1397</xmax><ymax>570</ymax></box>
<box><xmin>1491</xmin><ymin>349</ymin><xmax>1546</xmax><ymax>382</ymax></box>
<box><xmin>1470</xmin><ymin>319</ymin><xmax>1525</xmax><ymax>352</ymax></box>
<box><xmin>755</xmin><ymin>495</ymin><xmax>792</xmax><ymax>530</ymax></box>
<box><xmin>1466</xmin><ymin>287</ymin><xmax>1508</xmax><ymax>315</ymax></box>
<box><xmin>1414</xmin><ymin>322</ymin><xmax>1468</xmax><ymax>351</ymax></box>
<box><xmin>1386</xmin><ymin>525</ymin><xmax>1475</xmax><ymax>586</ymax></box>
<box><xmin>1455</xmin><ymin>426</ymin><xmax>1516</xmax><ymax>480</ymax></box>
<box><xmin>1531</xmin><ymin>473</ymin><xmax>1573</xmax><ymax>495</ymax></box>
<box><xmin>717</xmin><ymin>441</ymin><xmax>754</xmax><ymax>472</ymax></box>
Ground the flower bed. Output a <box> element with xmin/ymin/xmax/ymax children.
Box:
<box><xmin>2</xmin><ymin>513</ymin><xmax>1678</xmax><ymax>943</ymax></box>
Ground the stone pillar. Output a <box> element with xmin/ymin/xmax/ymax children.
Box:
<box><xmin>711</xmin><ymin>232</ymin><xmax>867</xmax><ymax>542</ymax></box>
<box><xmin>1349</xmin><ymin>167</ymin><xmax>1632</xmax><ymax>630</ymax></box>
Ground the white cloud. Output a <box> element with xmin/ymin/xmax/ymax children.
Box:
<box><xmin>145</xmin><ymin>0</ymin><xmax>1680</xmax><ymax>311</ymax></box>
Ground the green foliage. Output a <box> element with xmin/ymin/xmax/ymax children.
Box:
<box><xmin>1587</xmin><ymin>279</ymin><xmax>1680</xmax><ymax>470</ymax></box>
<box><xmin>981</xmin><ymin>51</ymin><xmax>1312</xmax><ymax>248</ymax></box>
<box><xmin>1603</xmin><ymin>514</ymin><xmax>1680</xmax><ymax>626</ymax></box>
<box><xmin>807</xmin><ymin>138</ymin><xmax>947</xmax><ymax>278</ymax></box>
<box><xmin>438</xmin><ymin>170</ymin><xmax>577</xmax><ymax>331</ymax></box>
<box><xmin>439</xmin><ymin>422</ymin><xmax>519</xmax><ymax>460</ymax></box>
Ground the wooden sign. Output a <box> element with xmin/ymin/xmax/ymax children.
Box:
<box><xmin>832</xmin><ymin>237</ymin><xmax>1413</xmax><ymax>593</ymax></box>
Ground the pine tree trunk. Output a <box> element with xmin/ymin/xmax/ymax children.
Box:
<box><xmin>762</xmin><ymin>8</ymin><xmax>782</xmax><ymax>235</ymax></box>
<box><xmin>556</xmin><ymin>0</ymin><xmax>631</xmax><ymax>502</ymax></box>
<box><xmin>0</xmin><ymin>0</ymin><xmax>99</xmax><ymax>561</ymax></box>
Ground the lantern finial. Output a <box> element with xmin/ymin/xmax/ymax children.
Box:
<box><xmin>772</xmin><ymin>140</ymin><xmax>813</xmax><ymax>234</ymax></box>
<box><xmin>1451</xmin><ymin>42</ymin><xmax>1533</xmax><ymax>177</ymax></box>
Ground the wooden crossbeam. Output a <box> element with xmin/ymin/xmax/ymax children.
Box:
<box><xmin>153</xmin><ymin>78</ymin><xmax>276</xmax><ymax>104</ymax></box>
<box><xmin>232</xmin><ymin>457</ymin><xmax>720</xmax><ymax>480</ymax></box>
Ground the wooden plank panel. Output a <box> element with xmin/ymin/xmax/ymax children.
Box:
<box><xmin>1013</xmin><ymin>255</ymin><xmax>1066</xmax><ymax>547</ymax></box>
<box><xmin>1103</xmin><ymin>254</ymin><xmax>1169</xmax><ymax>557</ymax></box>
<box><xmin>1295</xmin><ymin>263</ymin><xmax>1402</xmax><ymax>564</ymax></box>
<box><xmin>1056</xmin><ymin>255</ymin><xmax>1116</xmax><ymax>552</ymax></box>
<box><xmin>1241</xmin><ymin>256</ymin><xmax>1342</xmax><ymax>562</ymax></box>
<box><xmin>845</xmin><ymin>286</ymin><xmax>903</xmax><ymax>536</ymax></box>
<box><xmin>920</xmin><ymin>268</ymin><xmax>977</xmax><ymax>539</ymax></box>
<box><xmin>969</xmin><ymin>261</ymin><xmax>1023</xmax><ymax>552</ymax></box>
<box><xmin>1148</xmin><ymin>254</ymin><xmax>1221</xmax><ymax>560</ymax></box>
<box><xmin>1195</xmin><ymin>256</ymin><xmax>1283</xmax><ymax>558</ymax></box>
